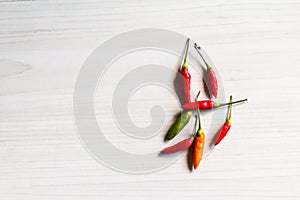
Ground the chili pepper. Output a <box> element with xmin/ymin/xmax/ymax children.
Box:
<box><xmin>179</xmin><ymin>38</ymin><xmax>191</xmax><ymax>104</ymax></box>
<box><xmin>160</xmin><ymin>136</ymin><xmax>194</xmax><ymax>154</ymax></box>
<box><xmin>193</xmin><ymin>92</ymin><xmax>206</xmax><ymax>170</ymax></box>
<box><xmin>165</xmin><ymin>110</ymin><xmax>192</xmax><ymax>140</ymax></box>
<box><xmin>181</xmin><ymin>98</ymin><xmax>247</xmax><ymax>110</ymax></box>
<box><xmin>215</xmin><ymin>95</ymin><xmax>233</xmax><ymax>145</ymax></box>
<box><xmin>194</xmin><ymin>43</ymin><xmax>218</xmax><ymax>98</ymax></box>
<box><xmin>193</xmin><ymin>131</ymin><xmax>205</xmax><ymax>170</ymax></box>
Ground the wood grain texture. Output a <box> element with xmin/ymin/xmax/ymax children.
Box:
<box><xmin>1</xmin><ymin>0</ymin><xmax>300</xmax><ymax>199</ymax></box>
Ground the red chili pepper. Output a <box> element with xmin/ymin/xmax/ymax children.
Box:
<box><xmin>181</xmin><ymin>98</ymin><xmax>247</xmax><ymax>110</ymax></box>
<box><xmin>179</xmin><ymin>38</ymin><xmax>191</xmax><ymax>104</ymax></box>
<box><xmin>215</xmin><ymin>95</ymin><xmax>233</xmax><ymax>145</ymax></box>
<box><xmin>193</xmin><ymin>92</ymin><xmax>206</xmax><ymax>170</ymax></box>
<box><xmin>160</xmin><ymin>136</ymin><xmax>194</xmax><ymax>154</ymax></box>
<box><xmin>194</xmin><ymin>43</ymin><xmax>218</xmax><ymax>98</ymax></box>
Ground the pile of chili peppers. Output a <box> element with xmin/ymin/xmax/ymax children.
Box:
<box><xmin>160</xmin><ymin>38</ymin><xmax>247</xmax><ymax>171</ymax></box>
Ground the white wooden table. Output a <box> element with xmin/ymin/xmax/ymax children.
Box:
<box><xmin>1</xmin><ymin>1</ymin><xmax>300</xmax><ymax>199</ymax></box>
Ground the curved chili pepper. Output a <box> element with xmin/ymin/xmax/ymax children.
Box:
<box><xmin>160</xmin><ymin>136</ymin><xmax>194</xmax><ymax>154</ymax></box>
<box><xmin>193</xmin><ymin>92</ymin><xmax>206</xmax><ymax>170</ymax></box>
<box><xmin>215</xmin><ymin>123</ymin><xmax>231</xmax><ymax>145</ymax></box>
<box><xmin>194</xmin><ymin>43</ymin><xmax>218</xmax><ymax>98</ymax></box>
<box><xmin>215</xmin><ymin>95</ymin><xmax>233</xmax><ymax>145</ymax></box>
<box><xmin>179</xmin><ymin>38</ymin><xmax>191</xmax><ymax>104</ymax></box>
<box><xmin>165</xmin><ymin>110</ymin><xmax>192</xmax><ymax>140</ymax></box>
<box><xmin>181</xmin><ymin>98</ymin><xmax>247</xmax><ymax>110</ymax></box>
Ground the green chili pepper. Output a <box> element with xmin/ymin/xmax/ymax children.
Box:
<box><xmin>165</xmin><ymin>110</ymin><xmax>192</xmax><ymax>140</ymax></box>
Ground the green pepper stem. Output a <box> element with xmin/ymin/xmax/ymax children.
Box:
<box><xmin>194</xmin><ymin>43</ymin><xmax>212</xmax><ymax>71</ymax></box>
<box><xmin>182</xmin><ymin>38</ymin><xmax>190</xmax><ymax>70</ymax></box>
<box><xmin>191</xmin><ymin>115</ymin><xmax>198</xmax><ymax>139</ymax></box>
<box><xmin>228</xmin><ymin>95</ymin><xmax>233</xmax><ymax>122</ymax></box>
<box><xmin>195</xmin><ymin>91</ymin><xmax>202</xmax><ymax>133</ymax></box>
<box><xmin>216</xmin><ymin>98</ymin><xmax>248</xmax><ymax>108</ymax></box>
<box><xmin>184</xmin><ymin>38</ymin><xmax>190</xmax><ymax>63</ymax></box>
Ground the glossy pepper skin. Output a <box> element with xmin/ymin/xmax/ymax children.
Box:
<box><xmin>179</xmin><ymin>66</ymin><xmax>191</xmax><ymax>104</ymax></box>
<box><xmin>183</xmin><ymin>100</ymin><xmax>214</xmax><ymax>110</ymax></box>
<box><xmin>179</xmin><ymin>38</ymin><xmax>191</xmax><ymax>104</ymax></box>
<box><xmin>160</xmin><ymin>137</ymin><xmax>194</xmax><ymax>154</ymax></box>
<box><xmin>207</xmin><ymin>69</ymin><xmax>218</xmax><ymax>98</ymax></box>
<box><xmin>181</xmin><ymin>98</ymin><xmax>248</xmax><ymax>110</ymax></box>
<box><xmin>193</xmin><ymin>132</ymin><xmax>205</xmax><ymax>169</ymax></box>
<box><xmin>215</xmin><ymin>96</ymin><xmax>233</xmax><ymax>145</ymax></box>
<box><xmin>215</xmin><ymin>122</ymin><xmax>231</xmax><ymax>145</ymax></box>
<box><xmin>193</xmin><ymin>92</ymin><xmax>205</xmax><ymax>170</ymax></box>
<box><xmin>166</xmin><ymin>110</ymin><xmax>192</xmax><ymax>140</ymax></box>
<box><xmin>194</xmin><ymin>43</ymin><xmax>218</xmax><ymax>98</ymax></box>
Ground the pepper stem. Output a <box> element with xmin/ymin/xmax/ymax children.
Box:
<box><xmin>215</xmin><ymin>98</ymin><xmax>248</xmax><ymax>108</ymax></box>
<box><xmin>191</xmin><ymin>115</ymin><xmax>198</xmax><ymax>139</ymax></box>
<box><xmin>182</xmin><ymin>38</ymin><xmax>190</xmax><ymax>70</ymax></box>
<box><xmin>227</xmin><ymin>96</ymin><xmax>233</xmax><ymax>124</ymax></box>
<box><xmin>195</xmin><ymin>91</ymin><xmax>202</xmax><ymax>134</ymax></box>
<box><xmin>194</xmin><ymin>43</ymin><xmax>212</xmax><ymax>71</ymax></box>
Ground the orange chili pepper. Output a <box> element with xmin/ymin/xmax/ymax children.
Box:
<box><xmin>193</xmin><ymin>132</ymin><xmax>205</xmax><ymax>169</ymax></box>
<box><xmin>193</xmin><ymin>92</ymin><xmax>206</xmax><ymax>170</ymax></box>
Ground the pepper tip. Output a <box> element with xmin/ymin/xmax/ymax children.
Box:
<box><xmin>193</xmin><ymin>162</ymin><xmax>200</xmax><ymax>170</ymax></box>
